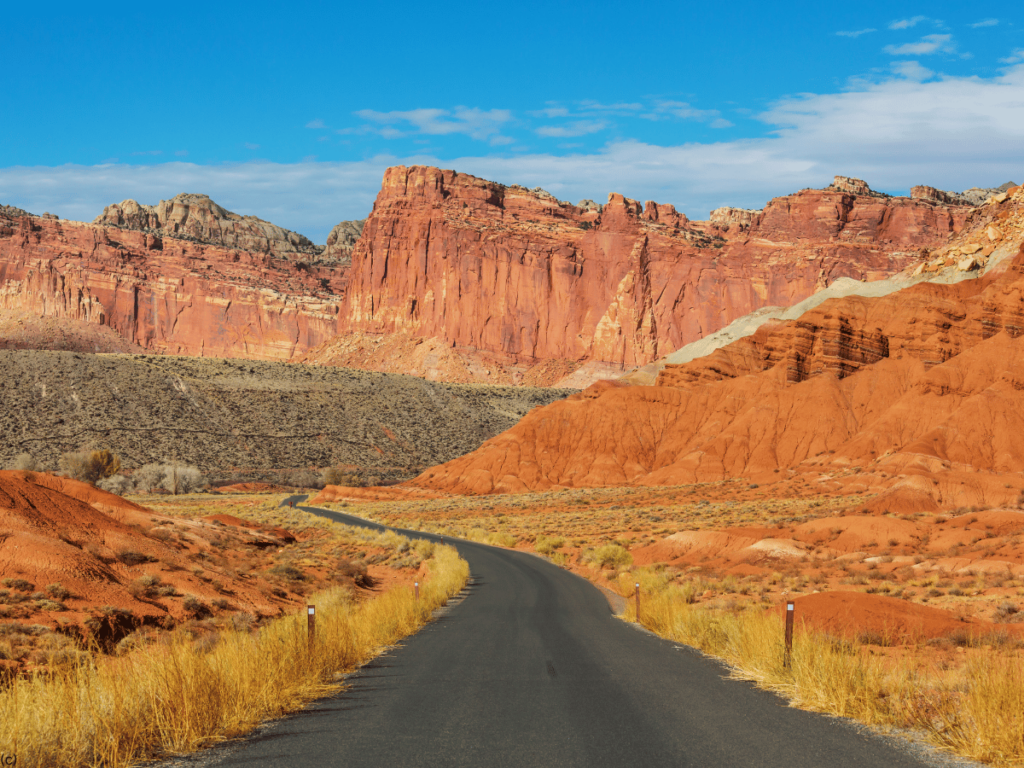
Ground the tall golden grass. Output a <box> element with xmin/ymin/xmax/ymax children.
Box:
<box><xmin>0</xmin><ymin>544</ymin><xmax>468</xmax><ymax>768</ymax></box>
<box><xmin>626</xmin><ymin>570</ymin><xmax>1024</xmax><ymax>766</ymax></box>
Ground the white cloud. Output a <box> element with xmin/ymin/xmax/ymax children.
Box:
<box><xmin>4</xmin><ymin>66</ymin><xmax>1023</xmax><ymax>242</ymax></box>
<box><xmin>131</xmin><ymin>150</ymin><xmax>163</xmax><ymax>157</ymax></box>
<box><xmin>710</xmin><ymin>118</ymin><xmax>734</xmax><ymax>129</ymax></box>
<box><xmin>355</xmin><ymin>107</ymin><xmax>512</xmax><ymax>141</ymax></box>
<box><xmin>536</xmin><ymin>120</ymin><xmax>607</xmax><ymax>138</ymax></box>
<box><xmin>1002</xmin><ymin>49</ymin><xmax>1024</xmax><ymax>64</ymax></box>
<box><xmin>890</xmin><ymin>60</ymin><xmax>934</xmax><ymax>80</ymax></box>
<box><xmin>889</xmin><ymin>16</ymin><xmax>928</xmax><ymax>30</ymax></box>
<box><xmin>837</xmin><ymin>28</ymin><xmax>877</xmax><ymax>38</ymax></box>
<box><xmin>884</xmin><ymin>34</ymin><xmax>956</xmax><ymax>56</ymax></box>
<box><xmin>305</xmin><ymin>119</ymin><xmax>326</xmax><ymax>129</ymax></box>
<box><xmin>174</xmin><ymin>150</ymin><xmax>188</xmax><ymax>157</ymax></box>
<box><xmin>970</xmin><ymin>19</ymin><xmax>999</xmax><ymax>28</ymax></box>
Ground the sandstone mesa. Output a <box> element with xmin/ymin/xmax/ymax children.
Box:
<box><xmin>0</xmin><ymin>169</ymin><xmax>995</xmax><ymax>383</ymax></box>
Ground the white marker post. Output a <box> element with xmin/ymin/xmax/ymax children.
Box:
<box><xmin>307</xmin><ymin>605</ymin><xmax>316</xmax><ymax>650</ymax></box>
<box><xmin>784</xmin><ymin>601</ymin><xmax>795</xmax><ymax>668</ymax></box>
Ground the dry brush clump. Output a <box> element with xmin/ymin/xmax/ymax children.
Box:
<box><xmin>0</xmin><ymin>538</ymin><xmax>468</xmax><ymax>768</ymax></box>
<box><xmin>628</xmin><ymin>570</ymin><xmax>1024</xmax><ymax>767</ymax></box>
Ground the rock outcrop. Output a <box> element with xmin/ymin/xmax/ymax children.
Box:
<box><xmin>405</xmin><ymin>189</ymin><xmax>1024</xmax><ymax>503</ymax></box>
<box><xmin>0</xmin><ymin>168</ymin><xmax>989</xmax><ymax>380</ymax></box>
<box><xmin>911</xmin><ymin>182</ymin><xmax>1018</xmax><ymax>207</ymax></box>
<box><xmin>95</xmin><ymin>193</ymin><xmax>321</xmax><ymax>258</ymax></box>
<box><xmin>0</xmin><ymin>210</ymin><xmax>344</xmax><ymax>361</ymax></box>
<box><xmin>321</xmin><ymin>219</ymin><xmax>366</xmax><ymax>265</ymax></box>
<box><xmin>325</xmin><ymin>166</ymin><xmax>971</xmax><ymax>385</ymax></box>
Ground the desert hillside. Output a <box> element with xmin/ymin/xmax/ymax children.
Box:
<box><xmin>0</xmin><ymin>351</ymin><xmax>571</xmax><ymax>480</ymax></box>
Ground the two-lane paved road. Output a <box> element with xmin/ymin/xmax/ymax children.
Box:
<box><xmin>197</xmin><ymin>497</ymin><xmax>933</xmax><ymax>767</ymax></box>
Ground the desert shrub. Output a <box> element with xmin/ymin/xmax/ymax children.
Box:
<box><xmin>132</xmin><ymin>463</ymin><xmax>166</xmax><ymax>492</ymax></box>
<box><xmin>268</xmin><ymin>563</ymin><xmax>304</xmax><ymax>582</ymax></box>
<box><xmin>117</xmin><ymin>550</ymin><xmax>155</xmax><ymax>566</ymax></box>
<box><xmin>585</xmin><ymin>544</ymin><xmax>633</xmax><ymax>569</ymax></box>
<box><xmin>44</xmin><ymin>584</ymin><xmax>70</xmax><ymax>600</ymax></box>
<box><xmin>321</xmin><ymin>467</ymin><xmax>362</xmax><ymax>487</ymax></box>
<box><xmin>161</xmin><ymin>463</ymin><xmax>204</xmax><ymax>495</ymax></box>
<box><xmin>97</xmin><ymin>474</ymin><xmax>133</xmax><ymax>495</ymax></box>
<box><xmin>61</xmin><ymin>449</ymin><xmax>121</xmax><ymax>485</ymax></box>
<box><xmin>486</xmin><ymin>532</ymin><xmax>517</xmax><ymax>548</ymax></box>
<box><xmin>182</xmin><ymin>595</ymin><xmax>204</xmax><ymax>613</ymax></box>
<box><xmin>130</xmin><ymin>461</ymin><xmax>204</xmax><ymax>494</ymax></box>
<box><xmin>2</xmin><ymin>578</ymin><xmax>33</xmax><ymax>592</ymax></box>
<box><xmin>8</xmin><ymin>452</ymin><xmax>38</xmax><ymax>471</ymax></box>
<box><xmin>535</xmin><ymin>535</ymin><xmax>565</xmax><ymax>556</ymax></box>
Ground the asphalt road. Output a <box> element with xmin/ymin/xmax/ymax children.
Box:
<box><xmin>195</xmin><ymin>496</ymin><xmax>933</xmax><ymax>768</ymax></box>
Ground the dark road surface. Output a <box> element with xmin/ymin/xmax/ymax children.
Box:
<box><xmin>193</xmin><ymin>496</ymin><xmax>932</xmax><ymax>768</ymax></box>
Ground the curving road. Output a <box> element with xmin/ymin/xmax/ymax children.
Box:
<box><xmin>191</xmin><ymin>496</ymin><xmax>933</xmax><ymax>768</ymax></box>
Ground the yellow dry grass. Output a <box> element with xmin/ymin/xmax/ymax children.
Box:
<box><xmin>630</xmin><ymin>571</ymin><xmax>1024</xmax><ymax>766</ymax></box>
<box><xmin>0</xmin><ymin>541</ymin><xmax>468</xmax><ymax>768</ymax></box>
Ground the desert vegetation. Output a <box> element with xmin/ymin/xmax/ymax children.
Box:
<box><xmin>625</xmin><ymin>572</ymin><xmax>1024</xmax><ymax>766</ymax></box>
<box><xmin>0</xmin><ymin>350</ymin><xmax>572</xmax><ymax>482</ymax></box>
<box><xmin>0</xmin><ymin>491</ymin><xmax>469</xmax><ymax>768</ymax></box>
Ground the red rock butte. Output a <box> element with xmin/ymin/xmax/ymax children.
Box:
<box><xmin>0</xmin><ymin>168</ymin><xmax>975</xmax><ymax>381</ymax></box>
<box><xmin>404</xmin><ymin>186</ymin><xmax>1024</xmax><ymax>509</ymax></box>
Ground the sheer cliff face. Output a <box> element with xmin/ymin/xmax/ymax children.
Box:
<box><xmin>0</xmin><ymin>168</ymin><xmax>975</xmax><ymax>376</ymax></box>
<box><xmin>337</xmin><ymin>167</ymin><xmax>969</xmax><ymax>375</ymax></box>
<box><xmin>0</xmin><ymin>213</ymin><xmax>344</xmax><ymax>361</ymax></box>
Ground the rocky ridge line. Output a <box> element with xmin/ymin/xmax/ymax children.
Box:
<box><xmin>94</xmin><ymin>193</ymin><xmax>322</xmax><ymax>258</ymax></box>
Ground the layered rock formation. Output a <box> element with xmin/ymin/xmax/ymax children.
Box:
<box><xmin>321</xmin><ymin>168</ymin><xmax>972</xmax><ymax>385</ymax></box>
<box><xmin>0</xmin><ymin>170</ymin><xmax>991</xmax><ymax>379</ymax></box>
<box><xmin>0</xmin><ymin>211</ymin><xmax>344</xmax><ymax>360</ymax></box>
<box><xmin>405</xmin><ymin>187</ymin><xmax>1024</xmax><ymax>506</ymax></box>
<box><xmin>912</xmin><ymin>181</ymin><xmax>1017</xmax><ymax>207</ymax></box>
<box><xmin>321</xmin><ymin>219</ymin><xmax>365</xmax><ymax>265</ymax></box>
<box><xmin>95</xmin><ymin>193</ymin><xmax>321</xmax><ymax>258</ymax></box>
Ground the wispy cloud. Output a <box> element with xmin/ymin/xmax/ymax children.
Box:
<box><xmin>355</xmin><ymin>107</ymin><xmax>512</xmax><ymax>142</ymax></box>
<box><xmin>536</xmin><ymin>120</ymin><xmax>607</xmax><ymax>138</ymax></box>
<box><xmin>648</xmin><ymin>100</ymin><xmax>734</xmax><ymax>128</ymax></box>
<box><xmin>884</xmin><ymin>34</ymin><xmax>956</xmax><ymax>56</ymax></box>
<box><xmin>131</xmin><ymin>150</ymin><xmax>163</xmax><ymax>157</ymax></box>
<box><xmin>5</xmin><ymin>65</ymin><xmax>1024</xmax><ymax>242</ymax></box>
<box><xmin>836</xmin><ymin>28</ymin><xmax>876</xmax><ymax>38</ymax></box>
<box><xmin>243</xmin><ymin>143</ymin><xmax>260</xmax><ymax>150</ymax></box>
<box><xmin>970</xmin><ymin>19</ymin><xmax>999</xmax><ymax>28</ymax></box>
<box><xmin>530</xmin><ymin>106</ymin><xmax>570</xmax><ymax>118</ymax></box>
<box><xmin>889</xmin><ymin>16</ymin><xmax>928</xmax><ymax>30</ymax></box>
<box><xmin>305</xmin><ymin>119</ymin><xmax>326</xmax><ymax>129</ymax></box>
<box><xmin>1002</xmin><ymin>49</ymin><xmax>1024</xmax><ymax>64</ymax></box>
<box><xmin>174</xmin><ymin>150</ymin><xmax>188</xmax><ymax>157</ymax></box>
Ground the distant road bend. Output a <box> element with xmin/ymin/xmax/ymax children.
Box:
<box><xmin>194</xmin><ymin>495</ymin><xmax>933</xmax><ymax>768</ymax></box>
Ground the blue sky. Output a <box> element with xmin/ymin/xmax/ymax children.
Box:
<box><xmin>2</xmin><ymin>1</ymin><xmax>1023</xmax><ymax>242</ymax></box>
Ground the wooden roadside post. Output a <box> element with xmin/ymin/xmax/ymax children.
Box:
<box><xmin>307</xmin><ymin>605</ymin><xmax>316</xmax><ymax>649</ymax></box>
<box><xmin>635</xmin><ymin>582</ymin><xmax>641</xmax><ymax>624</ymax></box>
<box><xmin>414</xmin><ymin>581</ymin><xmax>420</xmax><ymax>600</ymax></box>
<box><xmin>784</xmin><ymin>600</ymin><xmax>795</xmax><ymax>668</ymax></box>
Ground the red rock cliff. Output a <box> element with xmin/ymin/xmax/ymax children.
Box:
<box><xmin>335</xmin><ymin>167</ymin><xmax>969</xmax><ymax>380</ymax></box>
<box><xmin>0</xmin><ymin>212</ymin><xmax>344</xmax><ymax>361</ymax></box>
